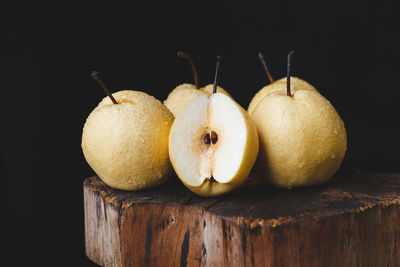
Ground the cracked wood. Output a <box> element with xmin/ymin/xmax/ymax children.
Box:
<box><xmin>84</xmin><ymin>172</ymin><xmax>400</xmax><ymax>266</ymax></box>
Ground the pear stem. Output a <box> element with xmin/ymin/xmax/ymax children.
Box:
<box><xmin>213</xmin><ymin>55</ymin><xmax>222</xmax><ymax>94</ymax></box>
<box><xmin>177</xmin><ymin>51</ymin><xmax>199</xmax><ymax>89</ymax></box>
<box><xmin>258</xmin><ymin>52</ymin><xmax>274</xmax><ymax>83</ymax></box>
<box><xmin>287</xmin><ymin>50</ymin><xmax>294</xmax><ymax>97</ymax></box>
<box><xmin>91</xmin><ymin>71</ymin><xmax>118</xmax><ymax>104</ymax></box>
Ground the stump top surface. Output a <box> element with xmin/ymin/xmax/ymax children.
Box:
<box><xmin>84</xmin><ymin>172</ymin><xmax>400</xmax><ymax>226</ymax></box>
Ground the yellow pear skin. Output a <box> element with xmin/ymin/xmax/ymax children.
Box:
<box><xmin>248</xmin><ymin>77</ymin><xmax>317</xmax><ymax>115</ymax></box>
<box><xmin>164</xmin><ymin>83</ymin><xmax>231</xmax><ymax>117</ymax></box>
<box><xmin>165</xmin><ymin>51</ymin><xmax>232</xmax><ymax>118</ymax></box>
<box><xmin>82</xmin><ymin>90</ymin><xmax>174</xmax><ymax>191</ymax></box>
<box><xmin>251</xmin><ymin>89</ymin><xmax>347</xmax><ymax>189</ymax></box>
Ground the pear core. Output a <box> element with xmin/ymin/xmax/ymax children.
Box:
<box><xmin>169</xmin><ymin>93</ymin><xmax>259</xmax><ymax>196</ymax></box>
<box><xmin>164</xmin><ymin>83</ymin><xmax>232</xmax><ymax>117</ymax></box>
<box><xmin>248</xmin><ymin>76</ymin><xmax>317</xmax><ymax>115</ymax></box>
<box><xmin>82</xmin><ymin>90</ymin><xmax>174</xmax><ymax>191</ymax></box>
<box><xmin>251</xmin><ymin>89</ymin><xmax>347</xmax><ymax>188</ymax></box>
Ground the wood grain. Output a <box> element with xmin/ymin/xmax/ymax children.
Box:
<box><xmin>84</xmin><ymin>172</ymin><xmax>400</xmax><ymax>267</ymax></box>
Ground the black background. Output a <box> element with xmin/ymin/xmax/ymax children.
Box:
<box><xmin>2</xmin><ymin>0</ymin><xmax>400</xmax><ymax>266</ymax></box>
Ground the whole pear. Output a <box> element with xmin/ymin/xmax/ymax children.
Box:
<box><xmin>251</xmin><ymin>51</ymin><xmax>347</xmax><ymax>188</ymax></box>
<box><xmin>82</xmin><ymin>87</ymin><xmax>174</xmax><ymax>191</ymax></box>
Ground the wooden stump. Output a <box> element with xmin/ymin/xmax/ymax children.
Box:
<box><xmin>84</xmin><ymin>172</ymin><xmax>400</xmax><ymax>267</ymax></box>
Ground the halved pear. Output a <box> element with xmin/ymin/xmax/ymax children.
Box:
<box><xmin>169</xmin><ymin>93</ymin><xmax>259</xmax><ymax>197</ymax></box>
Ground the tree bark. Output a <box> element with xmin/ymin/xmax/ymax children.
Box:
<box><xmin>84</xmin><ymin>172</ymin><xmax>400</xmax><ymax>267</ymax></box>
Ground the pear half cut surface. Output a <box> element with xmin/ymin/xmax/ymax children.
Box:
<box><xmin>169</xmin><ymin>93</ymin><xmax>259</xmax><ymax>197</ymax></box>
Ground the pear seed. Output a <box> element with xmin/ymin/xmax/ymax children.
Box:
<box><xmin>211</xmin><ymin>131</ymin><xmax>218</xmax><ymax>144</ymax></box>
<box><xmin>203</xmin><ymin>133</ymin><xmax>211</xmax><ymax>145</ymax></box>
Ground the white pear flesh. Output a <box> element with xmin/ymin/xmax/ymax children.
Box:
<box><xmin>251</xmin><ymin>89</ymin><xmax>347</xmax><ymax>189</ymax></box>
<box><xmin>82</xmin><ymin>90</ymin><xmax>174</xmax><ymax>191</ymax></box>
<box><xmin>164</xmin><ymin>83</ymin><xmax>232</xmax><ymax>117</ymax></box>
<box><xmin>169</xmin><ymin>93</ymin><xmax>259</xmax><ymax>196</ymax></box>
<box><xmin>248</xmin><ymin>77</ymin><xmax>317</xmax><ymax>115</ymax></box>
